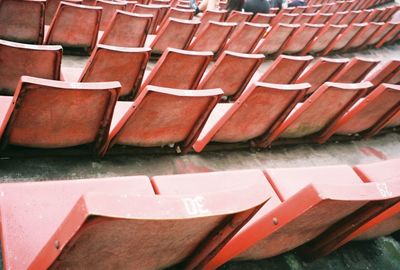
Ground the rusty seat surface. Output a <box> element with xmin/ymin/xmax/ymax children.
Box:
<box><xmin>140</xmin><ymin>48</ymin><xmax>213</xmax><ymax>92</ymax></box>
<box><xmin>62</xmin><ymin>45</ymin><xmax>150</xmax><ymax>100</ymax></box>
<box><xmin>150</xmin><ymin>18</ymin><xmax>199</xmax><ymax>55</ymax></box>
<box><xmin>188</xmin><ymin>21</ymin><xmax>237</xmax><ymax>55</ymax></box>
<box><xmin>0</xmin><ymin>39</ymin><xmax>62</xmax><ymax>96</ymax></box>
<box><xmin>193</xmin><ymin>82</ymin><xmax>310</xmax><ymax>152</ymax></box>
<box><xmin>106</xmin><ymin>85</ymin><xmax>222</xmax><ymax>154</ymax></box>
<box><xmin>197</xmin><ymin>51</ymin><xmax>264</xmax><ymax>100</ymax></box>
<box><xmin>259</xmin><ymin>82</ymin><xmax>373</xmax><ymax>146</ymax></box>
<box><xmin>96</xmin><ymin>0</ymin><xmax>127</xmax><ymax>31</ymax></box>
<box><xmin>99</xmin><ymin>10</ymin><xmax>153</xmax><ymax>47</ymax></box>
<box><xmin>0</xmin><ymin>76</ymin><xmax>120</xmax><ymax>155</ymax></box>
<box><xmin>253</xmin><ymin>23</ymin><xmax>300</xmax><ymax>56</ymax></box>
<box><xmin>0</xmin><ymin>0</ymin><xmax>45</xmax><ymax>44</ymax></box>
<box><xmin>207</xmin><ymin>165</ymin><xmax>400</xmax><ymax>268</ymax></box>
<box><xmin>45</xmin><ymin>2</ymin><xmax>102</xmax><ymax>54</ymax></box>
<box><xmin>223</xmin><ymin>22</ymin><xmax>269</xmax><ymax>54</ymax></box>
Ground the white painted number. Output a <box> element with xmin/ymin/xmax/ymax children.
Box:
<box><xmin>183</xmin><ymin>196</ymin><xmax>210</xmax><ymax>216</ymax></box>
<box><xmin>376</xmin><ymin>183</ymin><xmax>393</xmax><ymax>198</ymax></box>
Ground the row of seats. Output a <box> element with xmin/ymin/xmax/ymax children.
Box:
<box><xmin>0</xmin><ymin>0</ymin><xmax>398</xmax><ymax>53</ymax></box>
<box><xmin>1</xmin><ymin>158</ymin><xmax>399</xmax><ymax>268</ymax></box>
<box><xmin>1</xmin><ymin>38</ymin><xmax>398</xmax><ymax>100</ymax></box>
<box><xmin>0</xmin><ymin>64</ymin><xmax>399</xmax><ymax>156</ymax></box>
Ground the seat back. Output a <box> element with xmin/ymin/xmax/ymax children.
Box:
<box><xmin>253</xmin><ymin>23</ymin><xmax>300</xmax><ymax>55</ymax></box>
<box><xmin>292</xmin><ymin>13</ymin><xmax>316</xmax><ymax>24</ymax></box>
<box><xmin>363</xmin><ymin>60</ymin><xmax>400</xmax><ymax>87</ymax></box>
<box><xmin>0</xmin><ymin>40</ymin><xmax>62</xmax><ymax>95</ymax></box>
<box><xmin>132</xmin><ymin>4</ymin><xmax>163</xmax><ymax>33</ymax></box>
<box><xmin>0</xmin><ymin>177</ymin><xmax>155</xmax><ymax>270</ymax></box>
<box><xmin>331</xmin><ymin>57</ymin><xmax>380</xmax><ymax>83</ymax></box>
<box><xmin>331</xmin><ymin>84</ymin><xmax>400</xmax><ymax>137</ymax></box>
<box><xmin>141</xmin><ymin>48</ymin><xmax>213</xmax><ymax>91</ymax></box>
<box><xmin>279</xmin><ymin>23</ymin><xmax>323</xmax><ymax>54</ymax></box>
<box><xmin>223</xmin><ymin>22</ymin><xmax>268</xmax><ymax>54</ymax></box>
<box><xmin>251</xmin><ymin>13</ymin><xmax>275</xmax><ymax>24</ymax></box>
<box><xmin>150</xmin><ymin>18</ymin><xmax>199</xmax><ymax>54</ymax></box>
<box><xmin>45</xmin><ymin>2</ymin><xmax>102</xmax><ymax>54</ymax></box>
<box><xmin>296</xmin><ymin>57</ymin><xmax>349</xmax><ymax>95</ymax></box>
<box><xmin>96</xmin><ymin>0</ymin><xmax>127</xmax><ymax>30</ymax></box>
<box><xmin>196</xmin><ymin>9</ymin><xmax>227</xmax><ymax>35</ymax></box>
<box><xmin>45</xmin><ymin>0</ymin><xmax>83</xmax><ymax>24</ymax></box>
<box><xmin>189</xmin><ymin>21</ymin><xmax>237</xmax><ymax>55</ymax></box>
<box><xmin>204</xmin><ymin>83</ymin><xmax>310</xmax><ymax>147</ymax></box>
<box><xmin>259</xmin><ymin>55</ymin><xmax>313</xmax><ymax>84</ymax></box>
<box><xmin>158</xmin><ymin>7</ymin><xmax>194</xmax><ymax>28</ymax></box>
<box><xmin>99</xmin><ymin>10</ymin><xmax>153</xmax><ymax>47</ymax></box>
<box><xmin>344</xmin><ymin>22</ymin><xmax>384</xmax><ymax>51</ymax></box>
<box><xmin>0</xmin><ymin>76</ymin><xmax>120</xmax><ymax>155</ymax></box>
<box><xmin>365</xmin><ymin>22</ymin><xmax>398</xmax><ymax>47</ymax></box>
<box><xmin>109</xmin><ymin>86</ymin><xmax>222</xmax><ymax>153</ymax></box>
<box><xmin>198</xmin><ymin>51</ymin><xmax>264</xmax><ymax>99</ymax></box>
<box><xmin>323</xmin><ymin>23</ymin><xmax>367</xmax><ymax>54</ymax></box>
<box><xmin>0</xmin><ymin>0</ymin><xmax>45</xmax><ymax>44</ymax></box>
<box><xmin>79</xmin><ymin>45</ymin><xmax>150</xmax><ymax>100</ymax></box>
<box><xmin>225</xmin><ymin>10</ymin><xmax>252</xmax><ymax>23</ymax></box>
<box><xmin>273</xmin><ymin>82</ymin><xmax>372</xmax><ymax>141</ymax></box>
<box><xmin>303</xmin><ymin>24</ymin><xmax>346</xmax><ymax>54</ymax></box>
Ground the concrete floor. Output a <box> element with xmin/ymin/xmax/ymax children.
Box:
<box><xmin>1</xmin><ymin>5</ymin><xmax>400</xmax><ymax>269</ymax></box>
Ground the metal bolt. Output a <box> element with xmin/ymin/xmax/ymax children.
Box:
<box><xmin>272</xmin><ymin>217</ymin><xmax>278</xmax><ymax>225</ymax></box>
<box><xmin>55</xmin><ymin>240</ymin><xmax>60</xmax><ymax>249</ymax></box>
